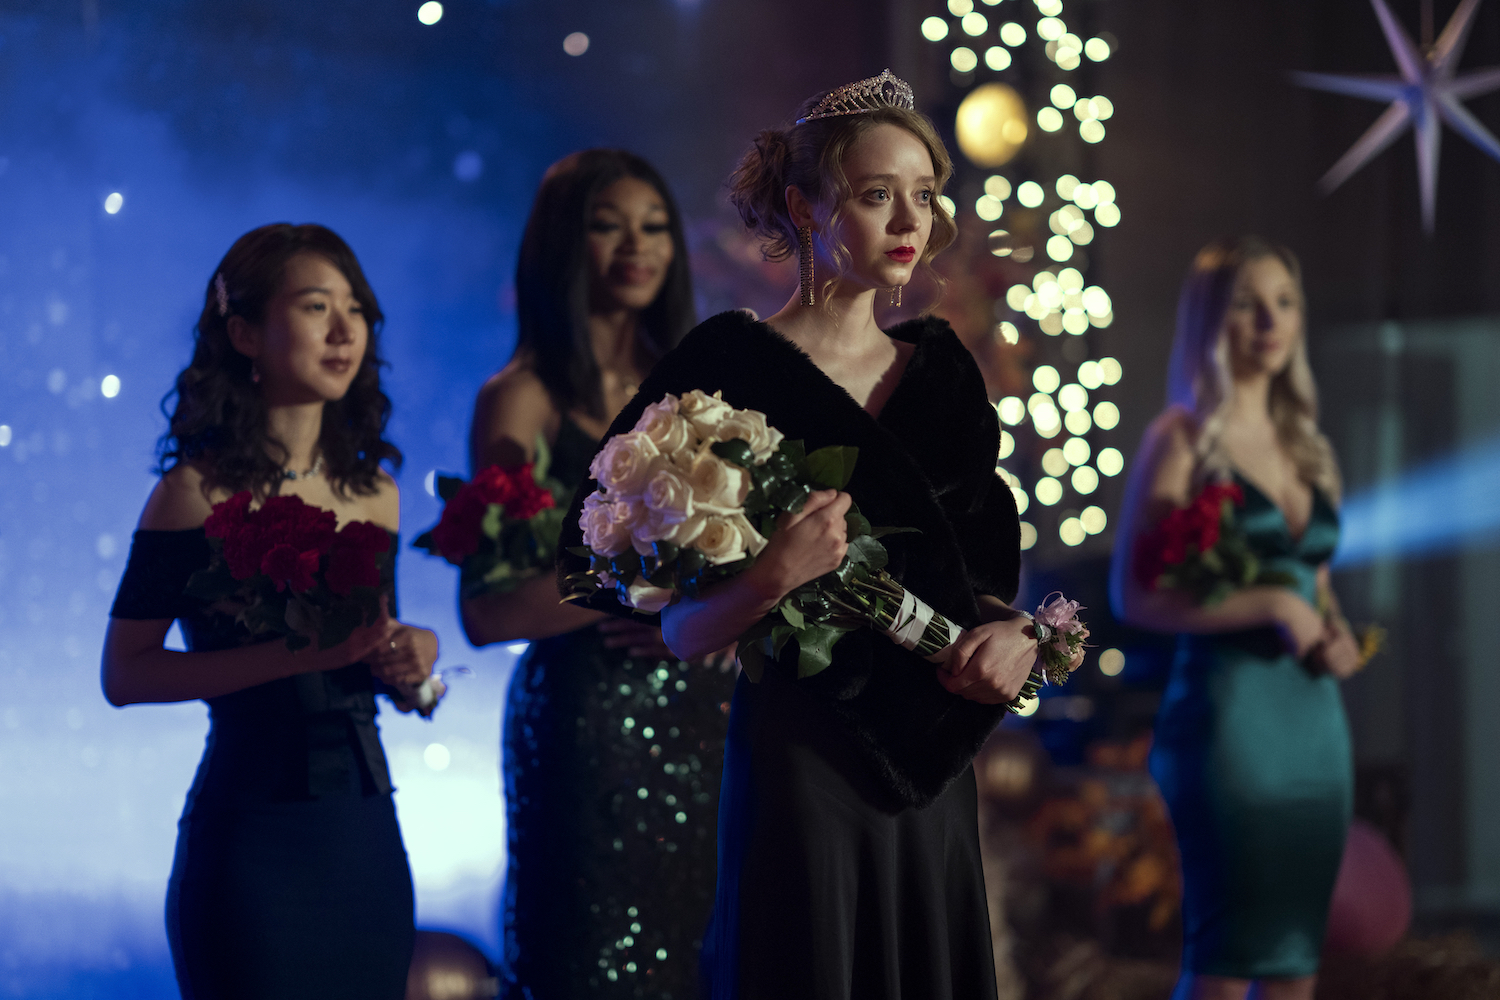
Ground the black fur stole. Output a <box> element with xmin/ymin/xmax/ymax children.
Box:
<box><xmin>556</xmin><ymin>310</ymin><xmax>1022</xmax><ymax>808</ymax></box>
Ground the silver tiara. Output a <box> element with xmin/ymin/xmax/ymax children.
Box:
<box><xmin>214</xmin><ymin>272</ymin><xmax>229</xmax><ymax>317</ymax></box>
<box><xmin>796</xmin><ymin>69</ymin><xmax>916</xmax><ymax>124</ymax></box>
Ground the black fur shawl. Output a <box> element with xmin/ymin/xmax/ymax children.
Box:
<box><xmin>557</xmin><ymin>310</ymin><xmax>1022</xmax><ymax>807</ymax></box>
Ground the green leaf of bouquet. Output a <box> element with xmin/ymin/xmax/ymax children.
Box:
<box><xmin>870</xmin><ymin>525</ymin><xmax>920</xmax><ymax>539</ymax></box>
<box><xmin>737</xmin><ymin>641</ymin><xmax>766</xmax><ymax>683</ymax></box>
<box><xmin>677</xmin><ymin>548</ymin><xmax>707</xmax><ymax>574</ymax></box>
<box><xmin>805</xmin><ymin>445</ymin><xmax>859</xmax><ymax>490</ymax></box>
<box><xmin>844</xmin><ymin>509</ymin><xmax>872</xmax><ymax>538</ymax></box>
<box><xmin>776</xmin><ymin>438</ymin><xmax>807</xmax><ymax>468</ymax></box>
<box><xmin>766</xmin><ymin>451</ymin><xmax>796</xmax><ymax>479</ymax></box>
<box><xmin>779</xmin><ymin>599</ymin><xmax>805</xmax><ymax>630</ymax></box>
<box><xmin>710</xmin><ymin>439</ymin><xmax>755</xmax><ymax>468</ymax></box>
<box><xmin>533</xmin><ymin>432</ymin><xmax>553</xmax><ymax>483</ymax></box>
<box><xmin>283</xmin><ymin>596</ymin><xmax>322</xmax><ymax>641</ymax></box>
<box><xmin>652</xmin><ymin>540</ymin><xmax>681</xmax><ymax>564</ymax></box>
<box><xmin>610</xmin><ymin>550</ymin><xmax>642</xmax><ymax>582</ymax></box>
<box><xmin>481</xmin><ymin>503</ymin><xmax>505</xmax><ymax>541</ymax></box>
<box><xmin>436</xmin><ymin>475</ymin><xmax>466</xmax><ymax>503</ymax></box>
<box><xmin>794</xmin><ymin>625</ymin><xmax>844</xmax><ymax>679</ymax></box>
<box><xmin>770</xmin><ymin>624</ymin><xmax>796</xmax><ymax>658</ymax></box>
<box><xmin>567</xmin><ymin>545</ymin><xmax>592</xmax><ymax>558</ymax></box>
<box><xmin>185</xmin><ymin>562</ymin><xmax>237</xmax><ymax>601</ymax></box>
<box><xmin>846</xmin><ymin>533</ymin><xmax>889</xmax><ymax>572</ymax></box>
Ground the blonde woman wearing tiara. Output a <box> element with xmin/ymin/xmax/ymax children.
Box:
<box><xmin>1111</xmin><ymin>237</ymin><xmax>1359</xmax><ymax>1000</ymax></box>
<box><xmin>558</xmin><ymin>72</ymin><xmax>1058</xmax><ymax>998</ymax></box>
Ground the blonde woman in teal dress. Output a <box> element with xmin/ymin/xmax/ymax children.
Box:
<box><xmin>1111</xmin><ymin>236</ymin><xmax>1364</xmax><ymax>1000</ymax></box>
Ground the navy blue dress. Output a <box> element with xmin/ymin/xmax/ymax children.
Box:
<box><xmin>110</xmin><ymin>528</ymin><xmax>414</xmax><ymax>1000</ymax></box>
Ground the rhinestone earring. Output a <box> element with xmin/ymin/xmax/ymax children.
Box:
<box><xmin>797</xmin><ymin>225</ymin><xmax>815</xmax><ymax>307</ymax></box>
<box><xmin>889</xmin><ymin>285</ymin><xmax>904</xmax><ymax>308</ymax></box>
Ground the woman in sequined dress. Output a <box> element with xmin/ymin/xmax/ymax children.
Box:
<box><xmin>461</xmin><ymin>149</ymin><xmax>733</xmax><ymax>999</ymax></box>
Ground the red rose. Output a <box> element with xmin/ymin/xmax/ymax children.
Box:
<box><xmin>326</xmin><ymin>545</ymin><xmax>381</xmax><ymax>596</ymax></box>
<box><xmin>260</xmin><ymin>542</ymin><xmax>320</xmax><ymax>593</ymax></box>
<box><xmin>252</xmin><ymin>495</ymin><xmax>338</xmax><ymax>556</ymax></box>
<box><xmin>324</xmin><ymin>520</ymin><xmax>390</xmax><ymax>596</ymax></box>
<box><xmin>223</xmin><ymin>523</ymin><xmax>273</xmax><ymax>581</ymax></box>
<box><xmin>431</xmin><ymin>488</ymin><xmax>488</xmax><ymax>565</ymax></box>
<box><xmin>204</xmin><ymin>491</ymin><xmax>252</xmax><ymax>540</ymax></box>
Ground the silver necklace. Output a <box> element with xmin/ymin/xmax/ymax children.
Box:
<box><xmin>282</xmin><ymin>455</ymin><xmax>325</xmax><ymax>481</ymax></box>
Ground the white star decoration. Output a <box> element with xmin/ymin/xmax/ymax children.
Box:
<box><xmin>1292</xmin><ymin>0</ymin><xmax>1500</xmax><ymax>231</ymax></box>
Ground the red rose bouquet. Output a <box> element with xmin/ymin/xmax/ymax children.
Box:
<box><xmin>413</xmin><ymin>443</ymin><xmax>567</xmax><ymax>598</ymax></box>
<box><xmin>186</xmin><ymin>492</ymin><xmax>391</xmax><ymax>651</ymax></box>
<box><xmin>1134</xmin><ymin>481</ymin><xmax>1294</xmax><ymax>605</ymax></box>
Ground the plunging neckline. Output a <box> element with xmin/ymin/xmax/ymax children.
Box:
<box><xmin>755</xmin><ymin>319</ymin><xmax>922</xmax><ymax>422</ymax></box>
<box><xmin>1231</xmin><ymin>469</ymin><xmax>1323</xmax><ymax>547</ymax></box>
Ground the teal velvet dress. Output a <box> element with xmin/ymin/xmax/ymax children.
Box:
<box><xmin>1148</xmin><ymin>474</ymin><xmax>1352</xmax><ymax>979</ymax></box>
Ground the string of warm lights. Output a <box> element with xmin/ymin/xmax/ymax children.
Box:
<box><xmin>922</xmin><ymin>0</ymin><xmax>1120</xmax><ymax>555</ymax></box>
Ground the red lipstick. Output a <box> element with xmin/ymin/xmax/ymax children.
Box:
<box><xmin>886</xmin><ymin>246</ymin><xmax>916</xmax><ymax>264</ymax></box>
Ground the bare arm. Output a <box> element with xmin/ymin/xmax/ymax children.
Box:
<box><xmin>103</xmin><ymin>467</ymin><xmax>435</xmax><ymax>706</ymax></box>
<box><xmin>102</xmin><ymin>617</ymin><xmax>401</xmax><ymax>707</ymax></box>
<box><xmin>1109</xmin><ymin>409</ymin><xmax>1324</xmax><ymax>655</ymax></box>
<box><xmin>461</xmin><ymin>364</ymin><xmax>606</xmax><ymax>646</ymax></box>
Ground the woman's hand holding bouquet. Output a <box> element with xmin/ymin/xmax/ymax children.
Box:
<box><xmin>188</xmin><ymin>491</ymin><xmax>447</xmax><ymax>716</ymax></box>
<box><xmin>565</xmin><ymin>390</ymin><xmax>1088</xmax><ymax>712</ymax></box>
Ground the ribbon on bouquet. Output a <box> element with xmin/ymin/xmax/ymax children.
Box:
<box><xmin>882</xmin><ymin>589</ymin><xmax>964</xmax><ymax>663</ymax></box>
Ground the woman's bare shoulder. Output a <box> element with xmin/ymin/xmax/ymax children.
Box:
<box><xmin>472</xmin><ymin>360</ymin><xmax>557</xmax><ymax>467</ymax></box>
<box><xmin>1133</xmin><ymin>406</ymin><xmax>1199</xmax><ymax>499</ymax></box>
<box><xmin>137</xmin><ymin>463</ymin><xmax>220</xmax><ymax>530</ymax></box>
<box><xmin>358</xmin><ymin>470</ymin><xmax>401</xmax><ymax>532</ymax></box>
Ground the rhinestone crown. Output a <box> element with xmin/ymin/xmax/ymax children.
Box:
<box><xmin>795</xmin><ymin>69</ymin><xmax>916</xmax><ymax>124</ymax></box>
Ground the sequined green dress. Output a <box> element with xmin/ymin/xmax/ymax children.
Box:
<box><xmin>501</xmin><ymin>416</ymin><xmax>733</xmax><ymax>1000</ymax></box>
<box><xmin>1149</xmin><ymin>473</ymin><xmax>1352</xmax><ymax>979</ymax></box>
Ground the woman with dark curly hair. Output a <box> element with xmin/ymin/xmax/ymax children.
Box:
<box><xmin>101</xmin><ymin>223</ymin><xmax>437</xmax><ymax>999</ymax></box>
<box><xmin>460</xmin><ymin>149</ymin><xmax>731</xmax><ymax>999</ymax></box>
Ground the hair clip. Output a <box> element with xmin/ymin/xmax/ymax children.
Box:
<box><xmin>214</xmin><ymin>273</ymin><xmax>229</xmax><ymax>318</ymax></box>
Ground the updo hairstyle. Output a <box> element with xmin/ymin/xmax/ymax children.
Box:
<box><xmin>727</xmin><ymin>93</ymin><xmax>958</xmax><ymax>304</ymax></box>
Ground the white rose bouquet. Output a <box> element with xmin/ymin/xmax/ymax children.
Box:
<box><xmin>564</xmin><ymin>390</ymin><xmax>1085</xmax><ymax>712</ymax></box>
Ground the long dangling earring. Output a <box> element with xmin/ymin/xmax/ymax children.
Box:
<box><xmin>797</xmin><ymin>226</ymin><xmax>815</xmax><ymax>307</ymax></box>
<box><xmin>251</xmin><ymin>362</ymin><xmax>261</xmax><ymax>384</ymax></box>
<box><xmin>895</xmin><ymin>284</ymin><xmax>903</xmax><ymax>308</ymax></box>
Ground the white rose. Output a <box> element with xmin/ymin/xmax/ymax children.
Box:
<box><xmin>631</xmin><ymin>504</ymin><xmax>683</xmax><ymax>556</ymax></box>
<box><xmin>588</xmin><ymin>432</ymin><xmax>661</xmax><ymax>498</ymax></box>
<box><xmin>694</xmin><ymin>514</ymin><xmax>750</xmax><ymax>565</ymax></box>
<box><xmin>633</xmin><ymin>395</ymin><xmax>696</xmax><ymax>461</ymax></box>
<box><xmin>642</xmin><ymin>466</ymin><xmax>695</xmax><ymax>525</ymax></box>
<box><xmin>683</xmin><ymin>453</ymin><xmax>750</xmax><ymax>515</ymax></box>
<box><xmin>620</xmin><ymin>578</ymin><xmax>674</xmax><ymax>614</ymax></box>
<box><xmin>678</xmin><ymin>389</ymin><xmax>735</xmax><ymax>439</ymax></box>
<box><xmin>729</xmin><ymin>511</ymin><xmax>769</xmax><ymax>558</ymax></box>
<box><xmin>580</xmin><ymin>493</ymin><xmax>632</xmax><ymax>557</ymax></box>
<box><xmin>711</xmin><ymin>408</ymin><xmax>785</xmax><ymax>463</ymax></box>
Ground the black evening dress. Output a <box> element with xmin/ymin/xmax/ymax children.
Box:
<box><xmin>557</xmin><ymin>312</ymin><xmax>1022</xmax><ymax>1000</ymax></box>
<box><xmin>501</xmin><ymin>415</ymin><xmax>734</xmax><ymax>999</ymax></box>
<box><xmin>110</xmin><ymin>528</ymin><xmax>414</xmax><ymax>1000</ymax></box>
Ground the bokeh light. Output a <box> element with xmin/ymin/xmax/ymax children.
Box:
<box><xmin>1093</xmin><ymin>400</ymin><xmax>1120</xmax><ymax>430</ymax></box>
<box><xmin>951</xmin><ymin>46</ymin><xmax>979</xmax><ymax>72</ymax></box>
<box><xmin>1032</xmin><ymin>364</ymin><xmax>1061</xmax><ymax>393</ymax></box>
<box><xmin>1098</xmin><ymin>647</ymin><xmax>1126</xmax><ymax>676</ymax></box>
<box><xmin>1019</xmin><ymin>521</ymin><xmax>1038</xmax><ymax>550</ymax></box>
<box><xmin>998</xmin><ymin>396</ymin><xmax>1026</xmax><ymax>424</ymax></box>
<box><xmin>1035</xmin><ymin>477</ymin><xmax>1063</xmax><ymax>505</ymax></box>
<box><xmin>1080</xmin><ymin>505</ymin><xmax>1108</xmax><ymax>534</ymax></box>
<box><xmin>417</xmin><ymin>1</ymin><xmax>443</xmax><ymax>25</ymax></box>
<box><xmin>563</xmin><ymin>31</ymin><xmax>590</xmax><ymax>56</ymax></box>
<box><xmin>921</xmin><ymin>16</ymin><xmax>950</xmax><ymax>41</ymax></box>
<box><xmin>955</xmin><ymin>83</ymin><xmax>1029</xmax><ymax>166</ymax></box>
<box><xmin>1098</xmin><ymin>447</ymin><xmax>1125</xmax><ymax>476</ymax></box>
<box><xmin>1059</xmin><ymin>516</ymin><xmax>1086</xmax><ymax>546</ymax></box>
<box><xmin>1000</xmin><ymin>21</ymin><xmax>1027</xmax><ymax>45</ymax></box>
<box><xmin>1072</xmin><ymin>465</ymin><xmax>1099</xmax><ymax>494</ymax></box>
<box><xmin>985</xmin><ymin>46</ymin><xmax>1012</xmax><ymax>70</ymax></box>
<box><xmin>100</xmin><ymin>375</ymin><xmax>120</xmax><ymax>399</ymax></box>
<box><xmin>1017</xmin><ymin>180</ymin><xmax>1044</xmax><ymax>207</ymax></box>
<box><xmin>103</xmin><ymin>192</ymin><xmax>124</xmax><ymax>215</ymax></box>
